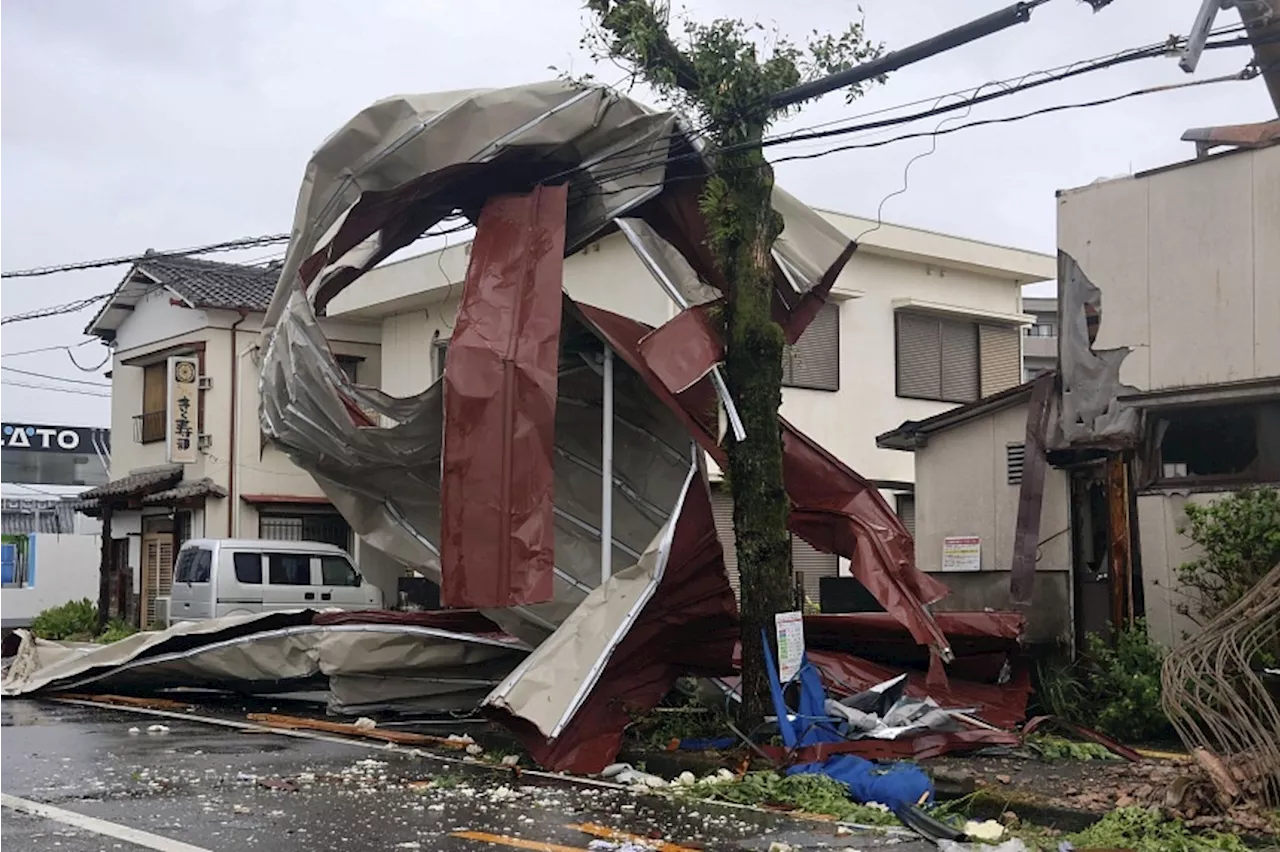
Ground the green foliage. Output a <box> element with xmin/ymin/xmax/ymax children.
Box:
<box><xmin>1083</xmin><ymin>620</ymin><xmax>1171</xmax><ymax>742</ymax></box>
<box><xmin>627</xmin><ymin>686</ymin><xmax>731</xmax><ymax>749</ymax></box>
<box><xmin>1037</xmin><ymin>621</ymin><xmax>1171</xmax><ymax>743</ymax></box>
<box><xmin>96</xmin><ymin>619</ymin><xmax>139</xmax><ymax>645</ymax></box>
<box><xmin>1063</xmin><ymin>807</ymin><xmax>1250</xmax><ymax>852</ymax></box>
<box><xmin>583</xmin><ymin>1</ymin><xmax>882</xmax><ymax>128</ymax></box>
<box><xmin>1176</xmin><ymin>486</ymin><xmax>1280</xmax><ymax>627</ymax></box>
<box><xmin>29</xmin><ymin>598</ymin><xmax>98</xmax><ymax>641</ymax></box>
<box><xmin>1025</xmin><ymin>733</ymin><xmax>1117</xmax><ymax>762</ymax></box>
<box><xmin>679</xmin><ymin>770</ymin><xmax>900</xmax><ymax>825</ymax></box>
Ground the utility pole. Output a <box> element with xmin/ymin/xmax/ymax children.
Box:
<box><xmin>771</xmin><ymin>1</ymin><xmax>1048</xmax><ymax>110</ymax></box>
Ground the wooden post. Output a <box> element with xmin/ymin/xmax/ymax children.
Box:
<box><xmin>96</xmin><ymin>504</ymin><xmax>113</xmax><ymax>632</ymax></box>
<box><xmin>1105</xmin><ymin>454</ymin><xmax>1131</xmax><ymax>634</ymax></box>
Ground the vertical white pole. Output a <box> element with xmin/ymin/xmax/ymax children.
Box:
<box><xmin>601</xmin><ymin>345</ymin><xmax>615</xmax><ymax>584</ymax></box>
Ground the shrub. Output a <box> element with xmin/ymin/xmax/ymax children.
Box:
<box><xmin>28</xmin><ymin>598</ymin><xmax>98</xmax><ymax>641</ymax></box>
<box><xmin>1176</xmin><ymin>486</ymin><xmax>1280</xmax><ymax>626</ymax></box>
<box><xmin>1081</xmin><ymin>620</ymin><xmax>1171</xmax><ymax>742</ymax></box>
<box><xmin>1037</xmin><ymin>620</ymin><xmax>1171</xmax><ymax>743</ymax></box>
<box><xmin>96</xmin><ymin>619</ymin><xmax>139</xmax><ymax>644</ymax></box>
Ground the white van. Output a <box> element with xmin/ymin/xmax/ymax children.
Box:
<box><xmin>167</xmin><ymin>538</ymin><xmax>384</xmax><ymax>625</ymax></box>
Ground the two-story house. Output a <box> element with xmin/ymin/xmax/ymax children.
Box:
<box><xmin>75</xmin><ymin>254</ymin><xmax>383</xmax><ymax>625</ymax></box>
<box><xmin>326</xmin><ymin>208</ymin><xmax>1055</xmax><ymax>602</ymax></box>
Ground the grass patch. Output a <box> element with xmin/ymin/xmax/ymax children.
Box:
<box><xmin>96</xmin><ymin>619</ymin><xmax>139</xmax><ymax>644</ymax></box>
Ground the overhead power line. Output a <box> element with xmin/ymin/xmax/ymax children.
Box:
<box><xmin>540</xmin><ymin>27</ymin><xmax>1263</xmax><ymax>199</ymax></box>
<box><xmin>1</xmin><ymin>379</ymin><xmax>112</xmax><ymax>398</ymax></box>
<box><xmin>1</xmin><ymin>366</ymin><xmax>111</xmax><ymax>387</ymax></box>
<box><xmin>565</xmin><ymin>66</ymin><xmax>1254</xmax><ymax>208</ymax></box>
<box><xmin>0</xmin><ymin>233</ymin><xmax>291</xmax><ymax>280</ymax></box>
<box><xmin>0</xmin><ymin>293</ymin><xmax>113</xmax><ymax>326</ymax></box>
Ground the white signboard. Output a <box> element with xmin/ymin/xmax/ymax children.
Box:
<box><xmin>775</xmin><ymin>610</ymin><xmax>805</xmax><ymax>683</ymax></box>
<box><xmin>942</xmin><ymin>536</ymin><xmax>982</xmax><ymax>572</ymax></box>
<box><xmin>167</xmin><ymin>356</ymin><xmax>200</xmax><ymax>464</ymax></box>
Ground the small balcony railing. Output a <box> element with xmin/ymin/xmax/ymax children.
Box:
<box><xmin>133</xmin><ymin>411</ymin><xmax>166</xmax><ymax>444</ymax></box>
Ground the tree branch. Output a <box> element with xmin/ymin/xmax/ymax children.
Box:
<box><xmin>587</xmin><ymin>0</ymin><xmax>700</xmax><ymax>94</ymax></box>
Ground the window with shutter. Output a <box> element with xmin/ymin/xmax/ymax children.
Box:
<box><xmin>895</xmin><ymin>494</ymin><xmax>916</xmax><ymax>538</ymax></box>
<box><xmin>940</xmin><ymin>319</ymin><xmax>978</xmax><ymax>402</ymax></box>
<box><xmin>710</xmin><ymin>489</ymin><xmax>739</xmax><ymax>600</ymax></box>
<box><xmin>896</xmin><ymin>313</ymin><xmax>942</xmax><ymax>399</ymax></box>
<box><xmin>782</xmin><ymin>302</ymin><xmax>840</xmax><ymax>391</ymax></box>
<box><xmin>896</xmin><ymin>312</ymin><xmax>978</xmax><ymax>403</ymax></box>
<box><xmin>791</xmin><ymin>534</ymin><xmax>839</xmax><ymax>609</ymax></box>
<box><xmin>980</xmin><ymin>325</ymin><xmax>1022</xmax><ymax>396</ymax></box>
<box><xmin>434</xmin><ymin>340</ymin><xmax>449</xmax><ymax>381</ymax></box>
<box><xmin>139</xmin><ymin>363</ymin><xmax>168</xmax><ymax>443</ymax></box>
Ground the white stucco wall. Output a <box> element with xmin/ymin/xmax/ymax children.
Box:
<box><xmin>1</xmin><ymin>533</ymin><xmax>101</xmax><ymax>627</ymax></box>
<box><xmin>1134</xmin><ymin>490</ymin><xmax>1238</xmax><ymax>649</ymax></box>
<box><xmin>1057</xmin><ymin>145</ymin><xmax>1280</xmax><ymax>392</ymax></box>
<box><xmin>339</xmin><ymin>212</ymin><xmax>1052</xmax><ymax>488</ymax></box>
<box><xmin>910</xmin><ymin>400</ymin><xmax>1072</xmax><ymax>642</ymax></box>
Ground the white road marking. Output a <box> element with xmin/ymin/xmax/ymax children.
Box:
<box><xmin>1</xmin><ymin>793</ymin><xmax>214</xmax><ymax>852</ymax></box>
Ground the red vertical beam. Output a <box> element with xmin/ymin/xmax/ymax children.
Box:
<box><xmin>439</xmin><ymin>185</ymin><xmax>568</xmax><ymax>608</ymax></box>
<box><xmin>1106</xmin><ymin>453</ymin><xmax>1131</xmax><ymax>632</ymax></box>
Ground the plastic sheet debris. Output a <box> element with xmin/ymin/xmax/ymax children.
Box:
<box><xmin>788</xmin><ymin>755</ymin><xmax>933</xmax><ymax>813</ymax></box>
<box><xmin>963</xmin><ymin>819</ymin><xmax>1006</xmax><ymax>841</ymax></box>
<box><xmin>826</xmin><ymin>674</ymin><xmax>963</xmax><ymax>740</ymax></box>
<box><xmin>145</xmin><ymin>724</ymin><xmax>169</xmax><ymax>735</ymax></box>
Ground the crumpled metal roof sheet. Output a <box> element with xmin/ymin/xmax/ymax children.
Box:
<box><xmin>255</xmin><ymin>80</ymin><xmax>952</xmax><ymax>771</ymax></box>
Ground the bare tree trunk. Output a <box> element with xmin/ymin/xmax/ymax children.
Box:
<box><xmin>715</xmin><ymin>144</ymin><xmax>794</xmax><ymax>726</ymax></box>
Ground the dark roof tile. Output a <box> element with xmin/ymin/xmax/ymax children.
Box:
<box><xmin>137</xmin><ymin>255</ymin><xmax>280</xmax><ymax>312</ymax></box>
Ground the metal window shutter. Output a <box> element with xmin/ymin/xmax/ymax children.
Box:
<box><xmin>896</xmin><ymin>495</ymin><xmax>916</xmax><ymax>538</ymax></box>
<box><xmin>711</xmin><ymin>489</ymin><xmax>740</xmax><ymax>600</ymax></box>
<box><xmin>980</xmin><ymin>324</ymin><xmax>1022</xmax><ymax>396</ymax></box>
<box><xmin>1007</xmin><ymin>443</ymin><xmax>1026</xmax><ymax>485</ymax></box>
<box><xmin>896</xmin><ymin>313</ymin><xmax>941</xmax><ymax>398</ymax></box>
<box><xmin>791</xmin><ymin>535</ymin><xmax>838</xmax><ymax>611</ymax></box>
<box><xmin>784</xmin><ymin>302</ymin><xmax>840</xmax><ymax>391</ymax></box>
<box><xmin>940</xmin><ymin>318</ymin><xmax>979</xmax><ymax>402</ymax></box>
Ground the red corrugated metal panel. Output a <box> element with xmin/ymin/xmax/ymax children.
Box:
<box><xmin>439</xmin><ymin>185</ymin><xmax>568</xmax><ymax>608</ymax></box>
<box><xmin>496</xmin><ymin>474</ymin><xmax>739</xmax><ymax>773</ymax></box>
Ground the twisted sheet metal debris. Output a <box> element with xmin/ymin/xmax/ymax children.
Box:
<box><xmin>122</xmin><ymin>80</ymin><xmax>951</xmax><ymax>770</ymax></box>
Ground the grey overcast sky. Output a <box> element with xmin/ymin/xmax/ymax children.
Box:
<box><xmin>1</xmin><ymin>0</ymin><xmax>1273</xmax><ymax>427</ymax></box>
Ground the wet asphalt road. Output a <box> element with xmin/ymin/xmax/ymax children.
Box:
<box><xmin>1</xmin><ymin>700</ymin><xmax>936</xmax><ymax>852</ymax></box>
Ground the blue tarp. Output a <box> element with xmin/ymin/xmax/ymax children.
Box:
<box><xmin>762</xmin><ymin>628</ymin><xmax>935</xmax><ymax>814</ymax></box>
<box><xmin>788</xmin><ymin>754</ymin><xmax>934</xmax><ymax>812</ymax></box>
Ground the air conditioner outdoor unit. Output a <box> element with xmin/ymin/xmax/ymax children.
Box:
<box><xmin>154</xmin><ymin>596</ymin><xmax>172</xmax><ymax>628</ymax></box>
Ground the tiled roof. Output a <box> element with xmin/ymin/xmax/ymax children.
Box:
<box><xmin>2</xmin><ymin>500</ymin><xmax>77</xmax><ymax>535</ymax></box>
<box><xmin>136</xmin><ymin>255</ymin><xmax>281</xmax><ymax>312</ymax></box>
<box><xmin>75</xmin><ymin>464</ymin><xmax>183</xmax><ymax>505</ymax></box>
<box><xmin>141</xmin><ymin>478</ymin><xmax>227</xmax><ymax>505</ymax></box>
